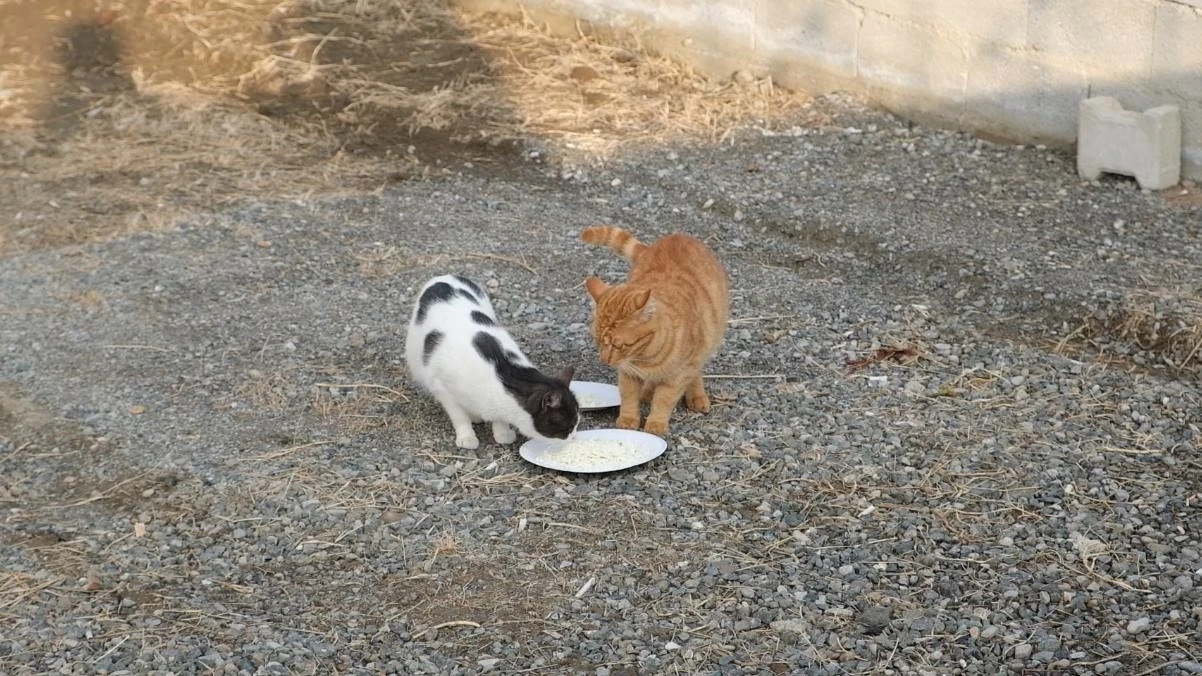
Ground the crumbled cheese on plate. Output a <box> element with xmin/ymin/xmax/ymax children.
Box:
<box><xmin>520</xmin><ymin>429</ymin><xmax>667</xmax><ymax>473</ymax></box>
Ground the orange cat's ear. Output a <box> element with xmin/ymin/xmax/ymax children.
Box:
<box><xmin>631</xmin><ymin>289</ymin><xmax>657</xmax><ymax>319</ymax></box>
<box><xmin>641</xmin><ymin>297</ymin><xmax>657</xmax><ymax>319</ymax></box>
<box><xmin>585</xmin><ymin>277</ymin><xmax>608</xmax><ymax>301</ymax></box>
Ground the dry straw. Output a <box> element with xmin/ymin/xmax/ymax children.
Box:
<box><xmin>1081</xmin><ymin>286</ymin><xmax>1202</xmax><ymax>372</ymax></box>
<box><xmin>0</xmin><ymin>0</ymin><xmax>812</xmax><ymax>253</ymax></box>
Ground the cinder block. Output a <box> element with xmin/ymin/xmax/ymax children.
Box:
<box><xmin>965</xmin><ymin>46</ymin><xmax>1086</xmax><ymax>142</ymax></box>
<box><xmin>1077</xmin><ymin>97</ymin><xmax>1181</xmax><ymax>190</ymax></box>
<box><xmin>1028</xmin><ymin>0</ymin><xmax>1155</xmax><ymax>74</ymax></box>
<box><xmin>755</xmin><ymin>0</ymin><xmax>860</xmax><ymax>78</ymax></box>
<box><xmin>849</xmin><ymin>0</ymin><xmax>1027</xmax><ymax>45</ymax></box>
<box><xmin>858</xmin><ymin>12</ymin><xmax>967</xmax><ymax>103</ymax></box>
<box><xmin>1083</xmin><ymin>87</ymin><xmax>1202</xmax><ymax>181</ymax></box>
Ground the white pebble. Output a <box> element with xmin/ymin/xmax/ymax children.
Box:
<box><xmin>1126</xmin><ymin>616</ymin><xmax>1151</xmax><ymax>634</ymax></box>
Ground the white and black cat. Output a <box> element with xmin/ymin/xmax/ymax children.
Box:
<box><xmin>404</xmin><ymin>274</ymin><xmax>579</xmax><ymax>449</ymax></box>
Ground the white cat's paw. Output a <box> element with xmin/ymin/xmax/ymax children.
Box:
<box><xmin>455</xmin><ymin>431</ymin><xmax>480</xmax><ymax>449</ymax></box>
<box><xmin>492</xmin><ymin>423</ymin><xmax>517</xmax><ymax>445</ymax></box>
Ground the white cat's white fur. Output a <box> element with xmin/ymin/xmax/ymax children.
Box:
<box><xmin>406</xmin><ymin>275</ymin><xmax>554</xmax><ymax>449</ymax></box>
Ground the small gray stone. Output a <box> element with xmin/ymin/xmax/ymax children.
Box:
<box><xmin>667</xmin><ymin>467</ymin><xmax>692</xmax><ymax>482</ymax></box>
<box><xmin>1125</xmin><ymin>616</ymin><xmax>1151</xmax><ymax>634</ymax></box>
<box><xmin>857</xmin><ymin>605</ymin><xmax>892</xmax><ymax>635</ymax></box>
<box><xmin>1012</xmin><ymin>643</ymin><xmax>1032</xmax><ymax>660</ymax></box>
<box><xmin>770</xmin><ymin>619</ymin><xmax>809</xmax><ymax>634</ymax></box>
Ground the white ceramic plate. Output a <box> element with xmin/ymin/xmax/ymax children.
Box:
<box><xmin>520</xmin><ymin>429</ymin><xmax>668</xmax><ymax>474</ymax></box>
<box><xmin>569</xmin><ymin>381</ymin><xmax>620</xmax><ymax>410</ymax></box>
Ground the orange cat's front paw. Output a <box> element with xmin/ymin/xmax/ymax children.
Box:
<box><xmin>684</xmin><ymin>393</ymin><xmax>711</xmax><ymax>413</ymax></box>
<box><xmin>643</xmin><ymin>418</ymin><xmax>669</xmax><ymax>436</ymax></box>
<box><xmin>616</xmin><ymin>414</ymin><xmax>641</xmax><ymax>430</ymax></box>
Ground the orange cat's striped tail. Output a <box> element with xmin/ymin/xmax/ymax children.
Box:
<box><xmin>580</xmin><ymin>225</ymin><xmax>647</xmax><ymax>262</ymax></box>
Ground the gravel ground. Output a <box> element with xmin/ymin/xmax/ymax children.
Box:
<box><xmin>3</xmin><ymin>94</ymin><xmax>1202</xmax><ymax>675</ymax></box>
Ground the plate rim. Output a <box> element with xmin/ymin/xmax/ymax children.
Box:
<box><xmin>569</xmin><ymin>380</ymin><xmax>621</xmax><ymax>410</ymax></box>
<box><xmin>519</xmin><ymin>428</ymin><xmax>667</xmax><ymax>473</ymax></box>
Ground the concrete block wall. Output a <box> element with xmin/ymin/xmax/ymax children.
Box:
<box><xmin>461</xmin><ymin>0</ymin><xmax>1202</xmax><ymax>181</ymax></box>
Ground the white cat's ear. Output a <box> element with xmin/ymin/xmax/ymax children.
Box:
<box><xmin>542</xmin><ymin>390</ymin><xmax>563</xmax><ymax>409</ymax></box>
<box><xmin>558</xmin><ymin>366</ymin><xmax>575</xmax><ymax>383</ymax></box>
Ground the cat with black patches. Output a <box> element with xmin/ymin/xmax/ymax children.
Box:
<box><xmin>405</xmin><ymin>274</ymin><xmax>580</xmax><ymax>450</ymax></box>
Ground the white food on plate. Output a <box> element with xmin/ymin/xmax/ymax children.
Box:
<box><xmin>574</xmin><ymin>393</ymin><xmax>606</xmax><ymax>408</ymax></box>
<box><xmin>543</xmin><ymin>437</ymin><xmax>641</xmax><ymax>468</ymax></box>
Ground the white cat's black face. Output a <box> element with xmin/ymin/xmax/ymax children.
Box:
<box><xmin>471</xmin><ymin>332</ymin><xmax>579</xmax><ymax>439</ymax></box>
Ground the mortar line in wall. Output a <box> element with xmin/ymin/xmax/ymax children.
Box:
<box><xmin>751</xmin><ymin>0</ymin><xmax>757</xmax><ymax>53</ymax></box>
<box><xmin>1152</xmin><ymin>3</ymin><xmax>1160</xmax><ymax>58</ymax></box>
<box><xmin>1163</xmin><ymin>0</ymin><xmax>1202</xmax><ymax>15</ymax></box>
<box><xmin>852</xmin><ymin>1</ymin><xmax>864</xmax><ymax>79</ymax></box>
<box><xmin>1024</xmin><ymin>0</ymin><xmax>1032</xmax><ymax>50</ymax></box>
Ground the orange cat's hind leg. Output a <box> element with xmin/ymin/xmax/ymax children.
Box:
<box><xmin>639</xmin><ymin>380</ymin><xmax>655</xmax><ymax>404</ymax></box>
<box><xmin>683</xmin><ymin>372</ymin><xmax>711</xmax><ymax>413</ymax></box>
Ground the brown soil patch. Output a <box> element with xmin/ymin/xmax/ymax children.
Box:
<box><xmin>1164</xmin><ymin>185</ymin><xmax>1202</xmax><ymax>209</ymax></box>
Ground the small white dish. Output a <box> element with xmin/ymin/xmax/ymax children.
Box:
<box><xmin>520</xmin><ymin>429</ymin><xmax>668</xmax><ymax>474</ymax></box>
<box><xmin>569</xmin><ymin>381</ymin><xmax>620</xmax><ymax>410</ymax></box>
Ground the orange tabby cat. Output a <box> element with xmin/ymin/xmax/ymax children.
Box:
<box><xmin>581</xmin><ymin>225</ymin><xmax>729</xmax><ymax>436</ymax></box>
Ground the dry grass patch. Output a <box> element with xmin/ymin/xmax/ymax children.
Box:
<box><xmin>1</xmin><ymin>0</ymin><xmax>814</xmax><ymax>255</ymax></box>
<box><xmin>352</xmin><ymin>244</ymin><xmax>538</xmax><ymax>278</ymax></box>
<box><xmin>1075</xmin><ymin>284</ymin><xmax>1202</xmax><ymax>373</ymax></box>
<box><xmin>448</xmin><ymin>8</ymin><xmax>813</xmax><ymax>155</ymax></box>
<box><xmin>310</xmin><ymin>380</ymin><xmax>410</xmax><ymax>433</ymax></box>
<box><xmin>232</xmin><ymin>369</ymin><xmax>295</xmax><ymax>411</ymax></box>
